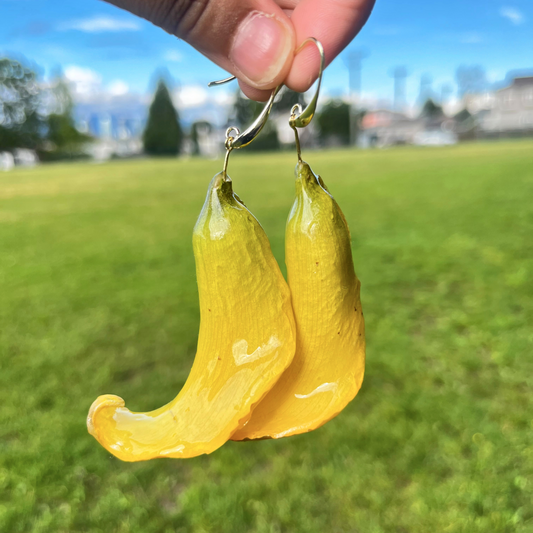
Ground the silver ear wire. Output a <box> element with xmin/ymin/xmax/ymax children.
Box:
<box><xmin>214</xmin><ymin>84</ymin><xmax>282</xmax><ymax>174</ymax></box>
<box><xmin>289</xmin><ymin>38</ymin><xmax>325</xmax><ymax>130</ymax></box>
<box><xmin>208</xmin><ymin>38</ymin><xmax>325</xmax><ymax>165</ymax></box>
<box><xmin>227</xmin><ymin>85</ymin><xmax>282</xmax><ymax>150</ymax></box>
<box><xmin>207</xmin><ymin>76</ymin><xmax>236</xmax><ymax>87</ymax></box>
<box><xmin>289</xmin><ymin>38</ymin><xmax>325</xmax><ymax>161</ymax></box>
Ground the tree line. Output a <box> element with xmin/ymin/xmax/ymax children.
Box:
<box><xmin>0</xmin><ymin>58</ymin><xmax>91</xmax><ymax>160</ymax></box>
<box><xmin>145</xmin><ymin>77</ymin><xmax>360</xmax><ymax>155</ymax></box>
<box><xmin>1</xmin><ymin>56</ymin><xmax>360</xmax><ymax>159</ymax></box>
<box><xmin>4</xmin><ymin>55</ymin><xmax>479</xmax><ymax>159</ymax></box>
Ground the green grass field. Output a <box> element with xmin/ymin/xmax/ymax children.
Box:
<box><xmin>1</xmin><ymin>141</ymin><xmax>532</xmax><ymax>533</ymax></box>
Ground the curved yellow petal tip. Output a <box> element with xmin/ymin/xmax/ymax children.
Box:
<box><xmin>87</xmin><ymin>394</ymin><xmax>125</xmax><ymax>436</ymax></box>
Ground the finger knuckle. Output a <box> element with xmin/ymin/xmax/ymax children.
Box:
<box><xmin>166</xmin><ymin>0</ymin><xmax>210</xmax><ymax>40</ymax></box>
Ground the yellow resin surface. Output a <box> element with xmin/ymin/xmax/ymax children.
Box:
<box><xmin>87</xmin><ymin>173</ymin><xmax>296</xmax><ymax>460</ymax></box>
<box><xmin>233</xmin><ymin>161</ymin><xmax>365</xmax><ymax>440</ymax></box>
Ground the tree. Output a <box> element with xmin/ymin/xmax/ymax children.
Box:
<box><xmin>454</xmin><ymin>108</ymin><xmax>472</xmax><ymax>124</ymax></box>
<box><xmin>0</xmin><ymin>58</ymin><xmax>43</xmax><ymax>150</ymax></box>
<box><xmin>316</xmin><ymin>100</ymin><xmax>352</xmax><ymax>146</ymax></box>
<box><xmin>40</xmin><ymin>75</ymin><xmax>92</xmax><ymax>160</ymax></box>
<box><xmin>143</xmin><ymin>79</ymin><xmax>182</xmax><ymax>156</ymax></box>
<box><xmin>420</xmin><ymin>98</ymin><xmax>444</xmax><ymax>120</ymax></box>
<box><xmin>453</xmin><ymin>107</ymin><xmax>478</xmax><ymax>140</ymax></box>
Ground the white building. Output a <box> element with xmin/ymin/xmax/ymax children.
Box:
<box><xmin>478</xmin><ymin>76</ymin><xmax>533</xmax><ymax>134</ymax></box>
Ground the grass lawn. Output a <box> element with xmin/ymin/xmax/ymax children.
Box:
<box><xmin>1</xmin><ymin>140</ymin><xmax>532</xmax><ymax>533</ymax></box>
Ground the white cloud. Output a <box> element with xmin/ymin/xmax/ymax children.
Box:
<box><xmin>164</xmin><ymin>50</ymin><xmax>183</xmax><ymax>62</ymax></box>
<box><xmin>108</xmin><ymin>80</ymin><xmax>129</xmax><ymax>96</ymax></box>
<box><xmin>171</xmin><ymin>85</ymin><xmax>234</xmax><ymax>121</ymax></box>
<box><xmin>177</xmin><ymin>85</ymin><xmax>208</xmax><ymax>108</ymax></box>
<box><xmin>56</xmin><ymin>66</ymin><xmax>235</xmax><ymax>125</ymax></box>
<box><xmin>500</xmin><ymin>6</ymin><xmax>525</xmax><ymax>25</ymax></box>
<box><xmin>212</xmin><ymin>90</ymin><xmax>235</xmax><ymax>107</ymax></box>
<box><xmin>64</xmin><ymin>65</ymin><xmax>102</xmax><ymax>96</ymax></box>
<box><xmin>58</xmin><ymin>16</ymin><xmax>141</xmax><ymax>33</ymax></box>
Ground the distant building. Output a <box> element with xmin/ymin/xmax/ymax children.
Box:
<box><xmin>359</xmin><ymin>73</ymin><xmax>533</xmax><ymax>146</ymax></box>
<box><xmin>74</xmin><ymin>103</ymin><xmax>147</xmax><ymax>160</ymax></box>
<box><xmin>359</xmin><ymin>110</ymin><xmax>458</xmax><ymax>147</ymax></box>
<box><xmin>478</xmin><ymin>76</ymin><xmax>533</xmax><ymax>135</ymax></box>
<box><xmin>360</xmin><ymin>110</ymin><xmax>421</xmax><ymax>146</ymax></box>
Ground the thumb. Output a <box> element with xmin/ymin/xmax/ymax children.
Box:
<box><xmin>105</xmin><ymin>0</ymin><xmax>295</xmax><ymax>91</ymax></box>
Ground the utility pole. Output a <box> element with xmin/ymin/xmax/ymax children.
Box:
<box><xmin>343</xmin><ymin>48</ymin><xmax>369</xmax><ymax>145</ymax></box>
<box><xmin>390</xmin><ymin>66</ymin><xmax>408</xmax><ymax>112</ymax></box>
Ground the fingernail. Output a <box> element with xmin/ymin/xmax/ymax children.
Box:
<box><xmin>230</xmin><ymin>12</ymin><xmax>291</xmax><ymax>85</ymax></box>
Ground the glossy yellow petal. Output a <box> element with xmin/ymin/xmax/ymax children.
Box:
<box><xmin>232</xmin><ymin>161</ymin><xmax>365</xmax><ymax>440</ymax></box>
<box><xmin>87</xmin><ymin>173</ymin><xmax>296</xmax><ymax>460</ymax></box>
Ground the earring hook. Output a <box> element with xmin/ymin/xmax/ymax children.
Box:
<box><xmin>208</xmin><ymin>78</ymin><xmax>281</xmax><ymax>160</ymax></box>
<box><xmin>228</xmin><ymin>85</ymin><xmax>282</xmax><ymax>150</ymax></box>
<box><xmin>289</xmin><ymin>38</ymin><xmax>325</xmax><ymax>130</ymax></box>
<box><xmin>207</xmin><ymin>76</ymin><xmax>236</xmax><ymax>87</ymax></box>
<box><xmin>207</xmin><ymin>37</ymin><xmax>324</xmax><ymax>108</ymax></box>
<box><xmin>208</xmin><ymin>38</ymin><xmax>324</xmax><ymax>164</ymax></box>
<box><xmin>289</xmin><ymin>38</ymin><xmax>325</xmax><ymax>161</ymax></box>
<box><xmin>222</xmin><ymin>126</ymin><xmax>239</xmax><ymax>175</ymax></box>
<box><xmin>217</xmin><ymin>85</ymin><xmax>281</xmax><ymax>174</ymax></box>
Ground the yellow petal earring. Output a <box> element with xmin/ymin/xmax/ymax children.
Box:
<box><xmin>87</xmin><ymin>95</ymin><xmax>295</xmax><ymax>461</ymax></box>
<box><xmin>233</xmin><ymin>39</ymin><xmax>366</xmax><ymax>440</ymax></box>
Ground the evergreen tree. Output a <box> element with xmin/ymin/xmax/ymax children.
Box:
<box><xmin>454</xmin><ymin>108</ymin><xmax>472</xmax><ymax>123</ymax></box>
<box><xmin>143</xmin><ymin>80</ymin><xmax>182</xmax><ymax>156</ymax></box>
<box><xmin>420</xmin><ymin>98</ymin><xmax>444</xmax><ymax>120</ymax></box>
<box><xmin>453</xmin><ymin>107</ymin><xmax>477</xmax><ymax>140</ymax></box>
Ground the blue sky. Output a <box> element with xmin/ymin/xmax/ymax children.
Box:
<box><xmin>1</xmin><ymin>0</ymin><xmax>532</xmax><ymax>113</ymax></box>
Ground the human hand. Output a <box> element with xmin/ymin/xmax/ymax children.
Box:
<box><xmin>104</xmin><ymin>0</ymin><xmax>375</xmax><ymax>100</ymax></box>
